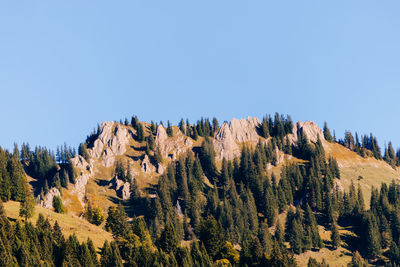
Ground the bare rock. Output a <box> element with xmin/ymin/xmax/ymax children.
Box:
<box><xmin>157</xmin><ymin>164</ymin><xmax>165</xmax><ymax>175</ymax></box>
<box><xmin>102</xmin><ymin>148</ymin><xmax>115</xmax><ymax>168</ymax></box>
<box><xmin>141</xmin><ymin>155</ymin><xmax>156</xmax><ymax>174</ymax></box>
<box><xmin>90</xmin><ymin>121</ymin><xmax>114</xmax><ymax>158</ymax></box>
<box><xmin>109</xmin><ymin>177</ymin><xmax>131</xmax><ymax>200</ymax></box>
<box><xmin>156</xmin><ymin>125</ymin><xmax>193</xmax><ymax>160</ymax></box>
<box><xmin>288</xmin><ymin>121</ymin><xmax>324</xmax><ymax>145</ymax></box>
<box><xmin>121</xmin><ymin>183</ymin><xmax>131</xmax><ymax>200</ymax></box>
<box><xmin>89</xmin><ymin>122</ymin><xmax>131</xmax><ymax>167</ymax></box>
<box><xmin>214</xmin><ymin>117</ymin><xmax>260</xmax><ymax>160</ymax></box>
<box><xmin>70</xmin><ymin>155</ymin><xmax>92</xmax><ymax>174</ymax></box>
<box><xmin>214</xmin><ymin>122</ymin><xmax>241</xmax><ymax>160</ymax></box>
<box><xmin>38</xmin><ymin>188</ymin><xmax>61</xmax><ymax>209</ymax></box>
<box><xmin>229</xmin><ymin>116</ymin><xmax>261</xmax><ymax>143</ymax></box>
<box><xmin>71</xmin><ymin>173</ymin><xmax>90</xmax><ymax>206</ymax></box>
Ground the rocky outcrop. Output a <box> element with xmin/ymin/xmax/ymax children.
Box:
<box><xmin>109</xmin><ymin>177</ymin><xmax>131</xmax><ymax>200</ymax></box>
<box><xmin>155</xmin><ymin>125</ymin><xmax>193</xmax><ymax>160</ymax></box>
<box><xmin>141</xmin><ymin>155</ymin><xmax>156</xmax><ymax>174</ymax></box>
<box><xmin>89</xmin><ymin>122</ymin><xmax>132</xmax><ymax>167</ymax></box>
<box><xmin>214</xmin><ymin>117</ymin><xmax>261</xmax><ymax>160</ymax></box>
<box><xmin>229</xmin><ymin>117</ymin><xmax>261</xmax><ymax>143</ymax></box>
<box><xmin>38</xmin><ymin>188</ymin><xmax>61</xmax><ymax>209</ymax></box>
<box><xmin>288</xmin><ymin>121</ymin><xmax>324</xmax><ymax>145</ymax></box>
<box><xmin>70</xmin><ymin>155</ymin><xmax>93</xmax><ymax>174</ymax></box>
<box><xmin>214</xmin><ymin>122</ymin><xmax>241</xmax><ymax>160</ymax></box>
<box><xmin>71</xmin><ymin>173</ymin><xmax>90</xmax><ymax>206</ymax></box>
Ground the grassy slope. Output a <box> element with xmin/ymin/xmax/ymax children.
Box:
<box><xmin>323</xmin><ymin>140</ymin><xmax>400</xmax><ymax>206</ymax></box>
<box><xmin>3</xmin><ymin>201</ymin><xmax>113</xmax><ymax>250</ymax></box>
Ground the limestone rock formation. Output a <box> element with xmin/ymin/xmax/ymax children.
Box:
<box><xmin>229</xmin><ymin>116</ymin><xmax>261</xmax><ymax>143</ymax></box>
<box><xmin>70</xmin><ymin>155</ymin><xmax>93</xmax><ymax>174</ymax></box>
<box><xmin>214</xmin><ymin>116</ymin><xmax>261</xmax><ymax>160</ymax></box>
<box><xmin>71</xmin><ymin>173</ymin><xmax>90</xmax><ymax>206</ymax></box>
<box><xmin>38</xmin><ymin>188</ymin><xmax>61</xmax><ymax>209</ymax></box>
<box><xmin>155</xmin><ymin>125</ymin><xmax>193</xmax><ymax>160</ymax></box>
<box><xmin>89</xmin><ymin>122</ymin><xmax>132</xmax><ymax>167</ymax></box>
<box><xmin>109</xmin><ymin>177</ymin><xmax>131</xmax><ymax>200</ymax></box>
<box><xmin>214</xmin><ymin>122</ymin><xmax>241</xmax><ymax>160</ymax></box>
<box><xmin>288</xmin><ymin>121</ymin><xmax>324</xmax><ymax>145</ymax></box>
<box><xmin>141</xmin><ymin>155</ymin><xmax>156</xmax><ymax>174</ymax></box>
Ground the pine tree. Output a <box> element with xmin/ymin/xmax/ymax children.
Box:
<box><xmin>100</xmin><ymin>240</ymin><xmax>123</xmax><ymax>267</ymax></box>
<box><xmin>53</xmin><ymin>196</ymin><xmax>65</xmax><ymax>213</ymax></box>
<box><xmin>323</xmin><ymin>122</ymin><xmax>333</xmax><ymax>142</ymax></box>
<box><xmin>19</xmin><ymin>188</ymin><xmax>35</xmax><ymax>221</ymax></box>
<box><xmin>157</xmin><ymin>223</ymin><xmax>178</xmax><ymax>253</ymax></box>
<box><xmin>331</xmin><ymin>221</ymin><xmax>340</xmax><ymax>249</ymax></box>
<box><xmin>167</xmin><ymin>120</ymin><xmax>173</xmax><ymax>137</ymax></box>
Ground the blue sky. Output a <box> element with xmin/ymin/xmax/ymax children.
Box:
<box><xmin>0</xmin><ymin>1</ymin><xmax>399</xmax><ymax>151</ymax></box>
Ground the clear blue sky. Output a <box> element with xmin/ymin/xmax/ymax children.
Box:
<box><xmin>0</xmin><ymin>1</ymin><xmax>399</xmax><ymax>151</ymax></box>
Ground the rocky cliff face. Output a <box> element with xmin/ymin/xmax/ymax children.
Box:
<box><xmin>155</xmin><ymin>125</ymin><xmax>193</xmax><ymax>160</ymax></box>
<box><xmin>109</xmin><ymin>177</ymin><xmax>131</xmax><ymax>200</ymax></box>
<box><xmin>288</xmin><ymin>121</ymin><xmax>325</xmax><ymax>145</ymax></box>
<box><xmin>44</xmin><ymin>117</ymin><xmax>326</xmax><ymax>213</ymax></box>
<box><xmin>89</xmin><ymin>122</ymin><xmax>132</xmax><ymax>167</ymax></box>
<box><xmin>214</xmin><ymin>116</ymin><xmax>261</xmax><ymax>160</ymax></box>
<box><xmin>37</xmin><ymin>187</ymin><xmax>61</xmax><ymax>209</ymax></box>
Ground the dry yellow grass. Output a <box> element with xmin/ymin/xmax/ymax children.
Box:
<box><xmin>323</xmin><ymin>141</ymin><xmax>400</xmax><ymax>206</ymax></box>
<box><xmin>3</xmin><ymin>201</ymin><xmax>113</xmax><ymax>250</ymax></box>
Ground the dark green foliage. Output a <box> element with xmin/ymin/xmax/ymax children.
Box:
<box><xmin>100</xmin><ymin>240</ymin><xmax>123</xmax><ymax>267</ymax></box>
<box><xmin>53</xmin><ymin>195</ymin><xmax>65</xmax><ymax>213</ymax></box>
<box><xmin>105</xmin><ymin>205</ymin><xmax>129</xmax><ymax>238</ymax></box>
<box><xmin>136</xmin><ymin>122</ymin><xmax>145</xmax><ymax>142</ymax></box>
<box><xmin>167</xmin><ymin>120</ymin><xmax>173</xmax><ymax>137</ymax></box>
<box><xmin>157</xmin><ymin>224</ymin><xmax>178</xmax><ymax>253</ymax></box>
<box><xmin>323</xmin><ymin>122</ymin><xmax>333</xmax><ymax>142</ymax></box>
<box><xmin>78</xmin><ymin>143</ymin><xmax>90</xmax><ymax>161</ymax></box>
<box><xmin>86</xmin><ymin>202</ymin><xmax>105</xmax><ymax>225</ymax></box>
<box><xmin>198</xmin><ymin>216</ymin><xmax>226</xmax><ymax>260</ymax></box>
<box><xmin>331</xmin><ymin>221</ymin><xmax>340</xmax><ymax>249</ymax></box>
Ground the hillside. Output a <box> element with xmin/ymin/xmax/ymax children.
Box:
<box><xmin>1</xmin><ymin>115</ymin><xmax>400</xmax><ymax>266</ymax></box>
<box><xmin>3</xmin><ymin>201</ymin><xmax>112</xmax><ymax>250</ymax></box>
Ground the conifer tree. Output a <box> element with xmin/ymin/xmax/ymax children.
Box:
<box><xmin>167</xmin><ymin>120</ymin><xmax>173</xmax><ymax>137</ymax></box>
<box><xmin>323</xmin><ymin>122</ymin><xmax>333</xmax><ymax>142</ymax></box>
<box><xmin>331</xmin><ymin>221</ymin><xmax>340</xmax><ymax>249</ymax></box>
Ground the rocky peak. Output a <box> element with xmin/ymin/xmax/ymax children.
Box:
<box><xmin>288</xmin><ymin>121</ymin><xmax>324</xmax><ymax>144</ymax></box>
<box><xmin>214</xmin><ymin>116</ymin><xmax>261</xmax><ymax>160</ymax></box>
<box><xmin>89</xmin><ymin>121</ymin><xmax>132</xmax><ymax>167</ymax></box>
<box><xmin>155</xmin><ymin>124</ymin><xmax>193</xmax><ymax>160</ymax></box>
<box><xmin>229</xmin><ymin>116</ymin><xmax>261</xmax><ymax>143</ymax></box>
<box><xmin>214</xmin><ymin>122</ymin><xmax>240</xmax><ymax>160</ymax></box>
